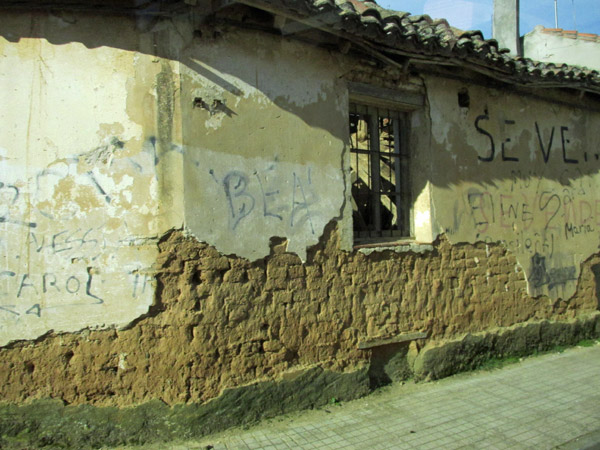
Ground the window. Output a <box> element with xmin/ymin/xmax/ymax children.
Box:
<box><xmin>349</xmin><ymin>103</ymin><xmax>411</xmax><ymax>241</ymax></box>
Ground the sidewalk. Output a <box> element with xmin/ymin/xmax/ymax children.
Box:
<box><xmin>138</xmin><ymin>344</ymin><xmax>600</xmax><ymax>450</ymax></box>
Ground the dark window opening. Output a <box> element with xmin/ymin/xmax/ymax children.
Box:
<box><xmin>349</xmin><ymin>103</ymin><xmax>411</xmax><ymax>241</ymax></box>
<box><xmin>458</xmin><ymin>88</ymin><xmax>470</xmax><ymax>108</ymax></box>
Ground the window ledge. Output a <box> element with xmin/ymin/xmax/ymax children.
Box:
<box><xmin>354</xmin><ymin>239</ymin><xmax>433</xmax><ymax>255</ymax></box>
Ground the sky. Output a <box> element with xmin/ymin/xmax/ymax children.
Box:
<box><xmin>378</xmin><ymin>0</ymin><xmax>600</xmax><ymax>38</ymax></box>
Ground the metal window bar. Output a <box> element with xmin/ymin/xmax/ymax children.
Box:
<box><xmin>349</xmin><ymin>103</ymin><xmax>409</xmax><ymax>239</ymax></box>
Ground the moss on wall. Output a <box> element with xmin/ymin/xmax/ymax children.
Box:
<box><xmin>1</xmin><ymin>316</ymin><xmax>599</xmax><ymax>448</ymax></box>
<box><xmin>0</xmin><ymin>368</ymin><xmax>369</xmax><ymax>449</ymax></box>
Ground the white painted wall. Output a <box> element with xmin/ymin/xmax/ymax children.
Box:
<box><xmin>524</xmin><ymin>25</ymin><xmax>600</xmax><ymax>71</ymax></box>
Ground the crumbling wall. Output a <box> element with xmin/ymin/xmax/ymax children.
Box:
<box><xmin>0</xmin><ymin>13</ymin><xmax>357</xmax><ymax>344</ymax></box>
<box><xmin>1</xmin><ymin>223</ymin><xmax>597</xmax><ymax>407</ymax></box>
<box><xmin>1</xmin><ymin>9</ymin><xmax>600</xmax><ymax>433</ymax></box>
<box><xmin>425</xmin><ymin>75</ymin><xmax>600</xmax><ymax>300</ymax></box>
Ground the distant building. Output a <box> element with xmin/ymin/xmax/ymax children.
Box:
<box><xmin>523</xmin><ymin>25</ymin><xmax>600</xmax><ymax>71</ymax></box>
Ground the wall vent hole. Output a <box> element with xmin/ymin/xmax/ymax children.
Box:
<box><xmin>458</xmin><ymin>89</ymin><xmax>470</xmax><ymax>108</ymax></box>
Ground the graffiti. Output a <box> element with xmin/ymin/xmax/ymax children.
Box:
<box><xmin>0</xmin><ymin>270</ymin><xmax>154</xmax><ymax>319</ymax></box>
<box><xmin>465</xmin><ymin>184</ymin><xmax>599</xmax><ymax>238</ymax></box>
<box><xmin>0</xmin><ymin>269</ymin><xmax>105</xmax><ymax>318</ymax></box>
<box><xmin>7</xmin><ymin>271</ymin><xmax>103</xmax><ymax>301</ymax></box>
<box><xmin>147</xmin><ymin>136</ymin><xmax>183</xmax><ymax>170</ymax></box>
<box><xmin>466</xmin><ymin>189</ymin><xmax>550</xmax><ymax>236</ymax></box>
<box><xmin>564</xmin><ymin>222</ymin><xmax>595</xmax><ymax>239</ymax></box>
<box><xmin>535</xmin><ymin>122</ymin><xmax>554</xmax><ymax>163</ymax></box>
<box><xmin>26</xmin><ymin>304</ymin><xmax>41</xmax><ymax>317</ymax></box>
<box><xmin>211</xmin><ymin>165</ymin><xmax>317</xmax><ymax>233</ymax></box>
<box><xmin>447</xmin><ymin>167</ymin><xmax>599</xmax><ymax>297</ymax></box>
<box><xmin>35</xmin><ymin>163</ymin><xmax>118</xmax><ymax>220</ymax></box>
<box><xmin>255</xmin><ymin>172</ymin><xmax>282</xmax><ymax>221</ymax></box>
<box><xmin>27</xmin><ymin>226</ymin><xmax>105</xmax><ymax>259</ymax></box>
<box><xmin>0</xmin><ymin>305</ymin><xmax>19</xmax><ymax>316</ymax></box>
<box><xmin>0</xmin><ymin>136</ymin><xmax>158</xmax><ymax>332</ymax></box>
<box><xmin>529</xmin><ymin>253</ymin><xmax>549</xmax><ymax>288</ymax></box>
<box><xmin>462</xmin><ymin>182</ymin><xmax>598</xmax><ymax>256</ymax></box>
<box><xmin>474</xmin><ymin>112</ymin><xmax>494</xmax><ymax>162</ymax></box>
<box><xmin>474</xmin><ymin>114</ymin><xmax>590</xmax><ymax>164</ymax></box>
<box><xmin>222</xmin><ymin>171</ymin><xmax>255</xmax><ymax>230</ymax></box>
<box><xmin>131</xmin><ymin>273</ymin><xmax>153</xmax><ymax>298</ymax></box>
<box><xmin>529</xmin><ymin>253</ymin><xmax>577</xmax><ymax>291</ymax></box>
<box><xmin>291</xmin><ymin>172</ymin><xmax>315</xmax><ymax>234</ymax></box>
<box><xmin>547</xmin><ymin>266</ymin><xmax>577</xmax><ymax>290</ymax></box>
<box><xmin>497</xmin><ymin>230</ymin><xmax>556</xmax><ymax>258</ymax></box>
<box><xmin>0</xmin><ymin>182</ymin><xmax>37</xmax><ymax>228</ymax></box>
<box><xmin>86</xmin><ymin>171</ymin><xmax>111</xmax><ymax>204</ymax></box>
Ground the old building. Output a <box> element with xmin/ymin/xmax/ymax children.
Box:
<box><xmin>1</xmin><ymin>0</ymin><xmax>600</xmax><ymax>445</ymax></box>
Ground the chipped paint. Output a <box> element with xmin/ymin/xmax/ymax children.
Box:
<box><xmin>0</xmin><ymin>13</ymin><xmax>183</xmax><ymax>344</ymax></box>
<box><xmin>180</xmin><ymin>30</ymin><xmax>349</xmax><ymax>261</ymax></box>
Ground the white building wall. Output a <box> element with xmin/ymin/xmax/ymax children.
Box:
<box><xmin>524</xmin><ymin>25</ymin><xmax>600</xmax><ymax>71</ymax></box>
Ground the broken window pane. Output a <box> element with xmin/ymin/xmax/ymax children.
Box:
<box><xmin>349</xmin><ymin>103</ymin><xmax>410</xmax><ymax>240</ymax></box>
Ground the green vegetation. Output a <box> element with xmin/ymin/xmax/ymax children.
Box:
<box><xmin>476</xmin><ymin>337</ymin><xmax>599</xmax><ymax>372</ymax></box>
<box><xmin>478</xmin><ymin>355</ymin><xmax>521</xmax><ymax>371</ymax></box>
<box><xmin>0</xmin><ymin>368</ymin><xmax>369</xmax><ymax>449</ymax></box>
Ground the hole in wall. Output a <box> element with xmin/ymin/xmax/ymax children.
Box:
<box><xmin>458</xmin><ymin>88</ymin><xmax>470</xmax><ymax>108</ymax></box>
<box><xmin>367</xmin><ymin>342</ymin><xmax>412</xmax><ymax>389</ymax></box>
<box><xmin>63</xmin><ymin>351</ymin><xmax>74</xmax><ymax>366</ymax></box>
<box><xmin>591</xmin><ymin>263</ymin><xmax>600</xmax><ymax>310</ymax></box>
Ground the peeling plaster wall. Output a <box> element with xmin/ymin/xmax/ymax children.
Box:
<box><xmin>425</xmin><ymin>75</ymin><xmax>600</xmax><ymax>299</ymax></box>
<box><xmin>0</xmin><ymin>12</ymin><xmax>352</xmax><ymax>345</ymax></box>
<box><xmin>180</xmin><ymin>30</ymin><xmax>349</xmax><ymax>261</ymax></box>
<box><xmin>1</xmin><ymin>8</ymin><xmax>600</xmax><ymax>431</ymax></box>
<box><xmin>0</xmin><ymin>12</ymin><xmax>184</xmax><ymax>344</ymax></box>
<box><xmin>1</xmin><ymin>225</ymin><xmax>598</xmax><ymax>410</ymax></box>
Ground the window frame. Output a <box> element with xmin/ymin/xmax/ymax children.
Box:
<box><xmin>348</xmin><ymin>82</ymin><xmax>424</xmax><ymax>245</ymax></box>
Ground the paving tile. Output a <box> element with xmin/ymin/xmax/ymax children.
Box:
<box><xmin>179</xmin><ymin>346</ymin><xmax>600</xmax><ymax>450</ymax></box>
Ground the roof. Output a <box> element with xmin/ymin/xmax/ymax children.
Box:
<box><xmin>240</xmin><ymin>0</ymin><xmax>600</xmax><ymax>94</ymax></box>
<box><xmin>538</xmin><ymin>26</ymin><xmax>600</xmax><ymax>43</ymax></box>
<box><xmin>2</xmin><ymin>0</ymin><xmax>600</xmax><ymax>94</ymax></box>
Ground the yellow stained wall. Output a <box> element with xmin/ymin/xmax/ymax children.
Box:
<box><xmin>0</xmin><ymin>12</ymin><xmax>184</xmax><ymax>345</ymax></box>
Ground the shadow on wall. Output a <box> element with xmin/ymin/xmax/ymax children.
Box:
<box><xmin>0</xmin><ymin>7</ymin><xmax>348</xmax><ymax>143</ymax></box>
<box><xmin>3</xmin><ymin>6</ymin><xmax>600</xmax><ymax>186</ymax></box>
<box><xmin>592</xmin><ymin>264</ymin><xmax>600</xmax><ymax>310</ymax></box>
<box><xmin>4</xmin><ymin>3</ymin><xmax>600</xmax><ymax>299</ymax></box>
<box><xmin>367</xmin><ymin>341</ymin><xmax>413</xmax><ymax>388</ymax></box>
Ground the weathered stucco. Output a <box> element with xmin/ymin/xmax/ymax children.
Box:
<box><xmin>0</xmin><ymin>11</ymin><xmax>354</xmax><ymax>343</ymax></box>
<box><xmin>1</xmin><ymin>6</ymin><xmax>600</xmax><ymax>445</ymax></box>
<box><xmin>425</xmin><ymin>76</ymin><xmax>600</xmax><ymax>299</ymax></box>
<box><xmin>0</xmin><ymin>12</ymin><xmax>184</xmax><ymax>344</ymax></box>
<box><xmin>180</xmin><ymin>30</ymin><xmax>349</xmax><ymax>261</ymax></box>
